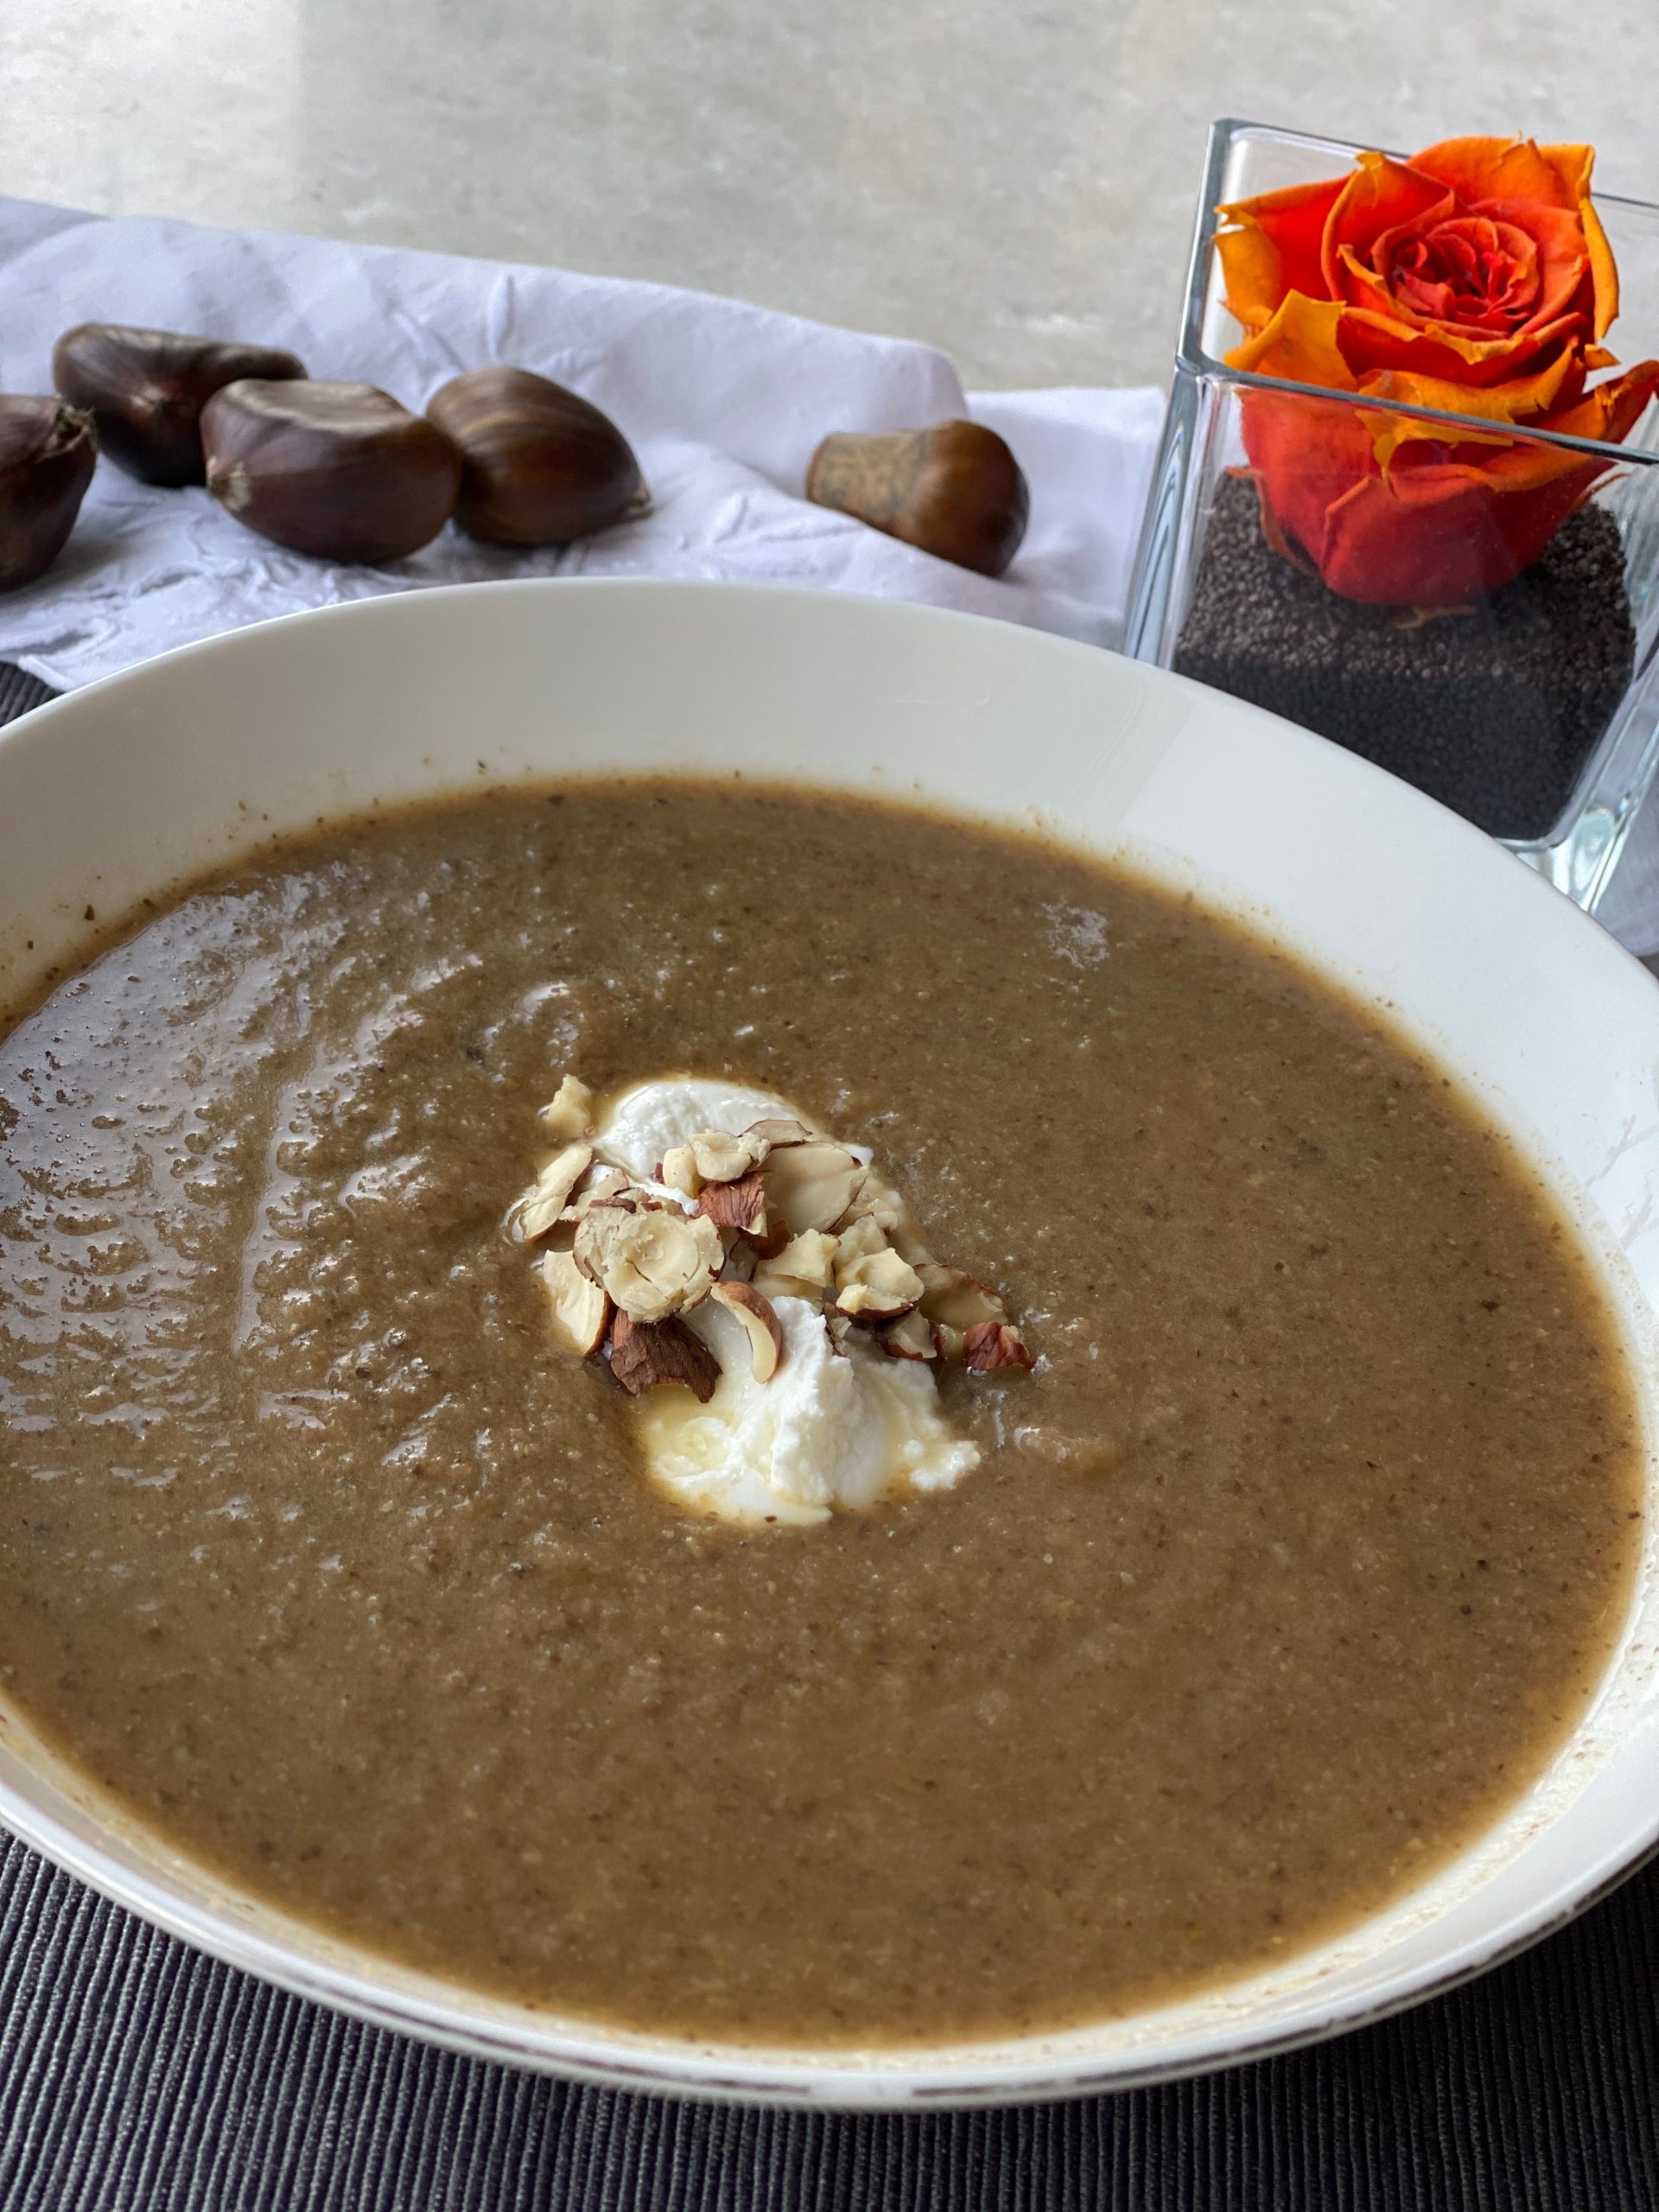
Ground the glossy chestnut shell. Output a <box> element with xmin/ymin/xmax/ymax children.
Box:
<box><xmin>53</xmin><ymin>323</ymin><xmax>308</xmax><ymax>487</ymax></box>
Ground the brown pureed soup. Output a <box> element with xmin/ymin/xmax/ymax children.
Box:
<box><xmin>0</xmin><ymin>784</ymin><xmax>1643</xmax><ymax>2045</ymax></box>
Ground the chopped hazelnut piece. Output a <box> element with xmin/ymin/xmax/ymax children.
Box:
<box><xmin>559</xmin><ymin>1165</ymin><xmax>629</xmax><ymax>1224</ymax></box>
<box><xmin>512</xmin><ymin>1141</ymin><xmax>595</xmax><ymax>1242</ymax></box>
<box><xmin>856</xmin><ymin>1179</ymin><xmax>933</xmax><ymax>1265</ymax></box>
<box><xmin>607</xmin><ymin>1311</ymin><xmax>721</xmax><ymax>1402</ymax></box>
<box><xmin>763</xmin><ymin>1141</ymin><xmax>865</xmax><ymax>1235</ymax></box>
<box><xmin>963</xmin><ymin>1320</ymin><xmax>1035</xmax><ymax>1371</ymax></box>
<box><xmin>574</xmin><ymin>1205</ymin><xmax>722</xmax><ymax>1321</ymax></box>
<box><xmin>836</xmin><ymin>1247</ymin><xmax>925</xmax><ymax>1318</ymax></box>
<box><xmin>742</xmin><ymin>1116</ymin><xmax>813</xmax><ymax>1149</ymax></box>
<box><xmin>769</xmin><ymin>1229</ymin><xmax>838</xmax><ymax>1289</ymax></box>
<box><xmin>709</xmin><ymin>1281</ymin><xmax>786</xmax><ymax>1382</ymax></box>
<box><xmin>880</xmin><ymin>1309</ymin><xmax>938</xmax><ymax>1360</ymax></box>
<box><xmin>538</xmin><ymin>1075</ymin><xmax>594</xmax><ymax>1142</ymax></box>
<box><xmin>833</xmin><ymin>1213</ymin><xmax>889</xmax><ymax>1269</ymax></box>
<box><xmin>660</xmin><ymin>1145</ymin><xmax>701</xmax><ymax>1199</ymax></box>
<box><xmin>690</xmin><ymin>1128</ymin><xmax>768</xmax><ymax>1183</ymax></box>
<box><xmin>697</xmin><ymin>1171</ymin><xmax>767</xmax><ymax>1233</ymax></box>
<box><xmin>538</xmin><ymin>1249</ymin><xmax>611</xmax><ymax>1357</ymax></box>
<box><xmin>915</xmin><ymin>1263</ymin><xmax>1008</xmax><ymax>1332</ymax></box>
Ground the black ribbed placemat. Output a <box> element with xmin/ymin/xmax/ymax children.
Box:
<box><xmin>2</xmin><ymin>658</ymin><xmax>1657</xmax><ymax>2211</ymax></box>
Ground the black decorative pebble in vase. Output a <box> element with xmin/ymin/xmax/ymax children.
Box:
<box><xmin>1173</xmin><ymin>474</ymin><xmax>1637</xmax><ymax>841</ymax></box>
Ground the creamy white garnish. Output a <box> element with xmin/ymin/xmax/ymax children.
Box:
<box><xmin>594</xmin><ymin>1077</ymin><xmax>978</xmax><ymax>1525</ymax></box>
<box><xmin>597</xmin><ymin>1077</ymin><xmax>817</xmax><ymax>1183</ymax></box>
<box><xmin>639</xmin><ymin>1293</ymin><xmax>978</xmax><ymax>1527</ymax></box>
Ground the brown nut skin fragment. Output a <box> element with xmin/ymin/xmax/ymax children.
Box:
<box><xmin>53</xmin><ymin>323</ymin><xmax>307</xmax><ymax>487</ymax></box>
<box><xmin>0</xmin><ymin>397</ymin><xmax>97</xmax><ymax>593</ymax></box>
<box><xmin>963</xmin><ymin>1320</ymin><xmax>1035</xmax><ymax>1372</ymax></box>
<box><xmin>426</xmin><ymin>367</ymin><xmax>646</xmax><ymax>545</ymax></box>
<box><xmin>607</xmin><ymin>1311</ymin><xmax>721</xmax><ymax>1402</ymax></box>
<box><xmin>804</xmin><ymin>419</ymin><xmax>1028</xmax><ymax>578</ymax></box>
<box><xmin>201</xmin><ymin>379</ymin><xmax>462</xmax><ymax>563</ymax></box>
<box><xmin>697</xmin><ymin>1172</ymin><xmax>767</xmax><ymax>1233</ymax></box>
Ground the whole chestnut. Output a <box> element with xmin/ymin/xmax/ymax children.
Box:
<box><xmin>201</xmin><ymin>380</ymin><xmax>462</xmax><ymax>564</ymax></box>
<box><xmin>804</xmin><ymin>419</ymin><xmax>1028</xmax><ymax>577</ymax></box>
<box><xmin>53</xmin><ymin>323</ymin><xmax>307</xmax><ymax>487</ymax></box>
<box><xmin>426</xmin><ymin>367</ymin><xmax>646</xmax><ymax>545</ymax></box>
<box><xmin>0</xmin><ymin>396</ymin><xmax>98</xmax><ymax>593</ymax></box>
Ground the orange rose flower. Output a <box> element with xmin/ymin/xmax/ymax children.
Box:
<box><xmin>1216</xmin><ymin>137</ymin><xmax>1659</xmax><ymax>605</ymax></box>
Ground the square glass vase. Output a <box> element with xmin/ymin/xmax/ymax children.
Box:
<box><xmin>1124</xmin><ymin>118</ymin><xmax>1659</xmax><ymax>912</ymax></box>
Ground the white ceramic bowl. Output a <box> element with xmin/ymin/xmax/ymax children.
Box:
<box><xmin>1</xmin><ymin>580</ymin><xmax>1656</xmax><ymax>2109</ymax></box>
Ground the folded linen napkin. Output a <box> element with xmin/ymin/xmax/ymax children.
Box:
<box><xmin>2</xmin><ymin>194</ymin><xmax>1657</xmax><ymax>957</ymax></box>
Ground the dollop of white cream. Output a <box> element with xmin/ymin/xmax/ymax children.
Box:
<box><xmin>594</xmin><ymin>1077</ymin><xmax>977</xmax><ymax>1526</ymax></box>
<box><xmin>640</xmin><ymin>1294</ymin><xmax>978</xmax><ymax>1527</ymax></box>
<box><xmin>597</xmin><ymin>1077</ymin><xmax>816</xmax><ymax>1181</ymax></box>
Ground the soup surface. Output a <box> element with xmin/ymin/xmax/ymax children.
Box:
<box><xmin>0</xmin><ymin>784</ymin><xmax>1642</xmax><ymax>2044</ymax></box>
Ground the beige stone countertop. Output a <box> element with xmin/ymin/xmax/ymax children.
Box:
<box><xmin>3</xmin><ymin>0</ymin><xmax>1656</xmax><ymax>391</ymax></box>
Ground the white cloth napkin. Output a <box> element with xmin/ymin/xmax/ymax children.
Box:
<box><xmin>0</xmin><ymin>198</ymin><xmax>1162</xmax><ymax>690</ymax></box>
<box><xmin>2</xmin><ymin>195</ymin><xmax>1657</xmax><ymax>957</ymax></box>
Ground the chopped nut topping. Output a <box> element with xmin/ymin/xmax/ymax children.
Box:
<box><xmin>833</xmin><ymin>1214</ymin><xmax>889</xmax><ymax>1269</ymax></box>
<box><xmin>880</xmin><ymin>1309</ymin><xmax>938</xmax><ymax>1360</ymax></box>
<box><xmin>697</xmin><ymin>1171</ymin><xmax>767</xmax><ymax>1233</ymax></box>
<box><xmin>709</xmin><ymin>1281</ymin><xmax>786</xmax><ymax>1382</ymax></box>
<box><xmin>538</xmin><ymin>1249</ymin><xmax>611</xmax><ymax>1357</ymax></box>
<box><xmin>742</xmin><ymin>1116</ymin><xmax>813</xmax><ymax>1149</ymax></box>
<box><xmin>512</xmin><ymin>1078</ymin><xmax>1036</xmax><ymax>1402</ymax></box>
<box><xmin>538</xmin><ymin>1074</ymin><xmax>594</xmax><ymax>1142</ymax></box>
<box><xmin>762</xmin><ymin>1140</ymin><xmax>865</xmax><ymax>1235</ymax></box>
<box><xmin>690</xmin><ymin>1128</ymin><xmax>768</xmax><ymax>1183</ymax></box>
<box><xmin>758</xmin><ymin>1229</ymin><xmax>838</xmax><ymax>1293</ymax></box>
<box><xmin>856</xmin><ymin>1179</ymin><xmax>934</xmax><ymax>1265</ymax></box>
<box><xmin>511</xmin><ymin>1141</ymin><xmax>594</xmax><ymax>1242</ymax></box>
<box><xmin>608</xmin><ymin>1311</ymin><xmax>721</xmax><ymax>1402</ymax></box>
<box><xmin>574</xmin><ymin>1205</ymin><xmax>722</xmax><ymax>1321</ymax></box>
<box><xmin>836</xmin><ymin>1247</ymin><xmax>925</xmax><ymax>1318</ymax></box>
<box><xmin>915</xmin><ymin>1264</ymin><xmax>1008</xmax><ymax>1332</ymax></box>
<box><xmin>963</xmin><ymin>1320</ymin><xmax>1034</xmax><ymax>1371</ymax></box>
<box><xmin>659</xmin><ymin>1144</ymin><xmax>701</xmax><ymax>1199</ymax></box>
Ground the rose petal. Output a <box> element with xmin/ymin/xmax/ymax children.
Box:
<box><xmin>1334</xmin><ymin>304</ymin><xmax>1586</xmax><ymax>390</ymax></box>
<box><xmin>1216</xmin><ymin>174</ymin><xmax>1347</xmax><ymax>331</ymax></box>
<box><xmin>1236</xmin><ymin>385</ymin><xmax>1376</xmax><ymax>580</ymax></box>
<box><xmin>1580</xmin><ymin>193</ymin><xmax>1620</xmax><ymax>340</ymax></box>
<box><xmin>1227</xmin><ymin>291</ymin><xmax>1357</xmax><ymax>391</ymax></box>
<box><xmin>1320</xmin><ymin>151</ymin><xmax>1452</xmax><ymax>297</ymax></box>
<box><xmin>1256</xmin><ymin>359</ymin><xmax>1659</xmax><ymax>606</ymax></box>
<box><xmin>1410</xmin><ymin>137</ymin><xmax>1593</xmax><ymax>215</ymax></box>
<box><xmin>1541</xmin><ymin>359</ymin><xmax>1659</xmax><ymax>446</ymax></box>
<box><xmin>1362</xmin><ymin>346</ymin><xmax>1585</xmax><ymax>430</ymax></box>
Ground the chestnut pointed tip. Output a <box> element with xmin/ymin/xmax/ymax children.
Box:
<box><xmin>200</xmin><ymin>379</ymin><xmax>461</xmax><ymax>564</ymax></box>
<box><xmin>53</xmin><ymin>323</ymin><xmax>308</xmax><ymax>486</ymax></box>
<box><xmin>0</xmin><ymin>395</ymin><xmax>97</xmax><ymax>594</ymax></box>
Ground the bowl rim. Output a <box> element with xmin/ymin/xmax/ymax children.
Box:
<box><xmin>3</xmin><ymin>574</ymin><xmax>1659</xmax><ymax>2109</ymax></box>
